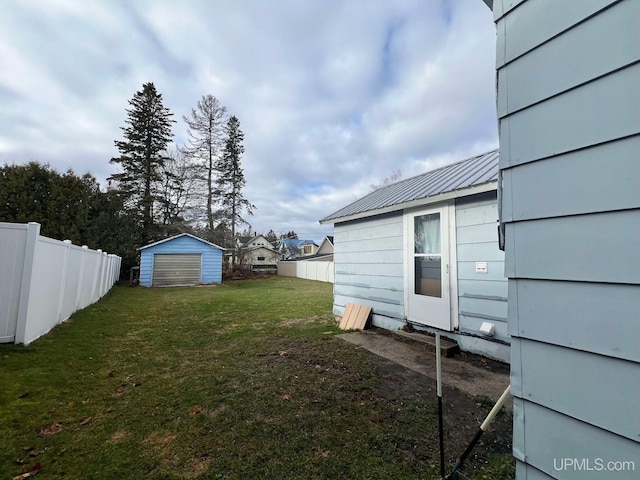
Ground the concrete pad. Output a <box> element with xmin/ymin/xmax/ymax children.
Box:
<box><xmin>337</xmin><ymin>330</ymin><xmax>511</xmax><ymax>409</ymax></box>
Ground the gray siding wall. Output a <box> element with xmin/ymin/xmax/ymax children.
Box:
<box><xmin>333</xmin><ymin>213</ymin><xmax>404</xmax><ymax>327</ymax></box>
<box><xmin>455</xmin><ymin>192</ymin><xmax>508</xmax><ymax>343</ymax></box>
<box><xmin>495</xmin><ymin>0</ymin><xmax>640</xmax><ymax>478</ymax></box>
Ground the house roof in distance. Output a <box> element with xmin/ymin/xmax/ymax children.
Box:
<box><xmin>320</xmin><ymin>149</ymin><xmax>499</xmax><ymax>224</ymax></box>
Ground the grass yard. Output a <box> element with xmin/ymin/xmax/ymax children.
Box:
<box><xmin>0</xmin><ymin>276</ymin><xmax>513</xmax><ymax>479</ymax></box>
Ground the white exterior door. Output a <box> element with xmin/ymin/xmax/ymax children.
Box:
<box><xmin>406</xmin><ymin>205</ymin><xmax>453</xmax><ymax>330</ymax></box>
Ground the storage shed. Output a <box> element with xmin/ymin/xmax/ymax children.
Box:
<box><xmin>320</xmin><ymin>150</ymin><xmax>509</xmax><ymax>362</ymax></box>
<box><xmin>138</xmin><ymin>234</ymin><xmax>224</xmax><ymax>287</ymax></box>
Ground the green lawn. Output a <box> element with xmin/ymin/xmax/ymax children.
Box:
<box><xmin>0</xmin><ymin>276</ymin><xmax>512</xmax><ymax>479</ymax></box>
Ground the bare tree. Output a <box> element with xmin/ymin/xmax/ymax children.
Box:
<box><xmin>183</xmin><ymin>95</ymin><xmax>228</xmax><ymax>235</ymax></box>
<box><xmin>158</xmin><ymin>146</ymin><xmax>200</xmax><ymax>232</ymax></box>
<box><xmin>370</xmin><ymin>169</ymin><xmax>402</xmax><ymax>190</ymax></box>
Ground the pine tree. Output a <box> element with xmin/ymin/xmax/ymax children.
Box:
<box><xmin>109</xmin><ymin>82</ymin><xmax>174</xmax><ymax>244</ymax></box>
<box><xmin>215</xmin><ymin>115</ymin><xmax>255</xmax><ymax>266</ymax></box>
<box><xmin>183</xmin><ymin>95</ymin><xmax>227</xmax><ymax>236</ymax></box>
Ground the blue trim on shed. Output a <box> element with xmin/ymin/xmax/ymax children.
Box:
<box><xmin>139</xmin><ymin>234</ymin><xmax>223</xmax><ymax>287</ymax></box>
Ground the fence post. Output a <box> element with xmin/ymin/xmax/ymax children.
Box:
<box><xmin>75</xmin><ymin>246</ymin><xmax>88</xmax><ymax>310</ymax></box>
<box><xmin>56</xmin><ymin>240</ymin><xmax>72</xmax><ymax>322</ymax></box>
<box><xmin>15</xmin><ymin>222</ymin><xmax>40</xmax><ymax>344</ymax></box>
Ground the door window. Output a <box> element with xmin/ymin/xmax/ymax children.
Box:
<box><xmin>414</xmin><ymin>213</ymin><xmax>442</xmax><ymax>298</ymax></box>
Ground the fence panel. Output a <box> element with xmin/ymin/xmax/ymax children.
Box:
<box><xmin>0</xmin><ymin>223</ymin><xmax>28</xmax><ymax>342</ymax></box>
<box><xmin>0</xmin><ymin>222</ymin><xmax>121</xmax><ymax>344</ymax></box>
<box><xmin>276</xmin><ymin>261</ymin><xmax>334</xmax><ymax>283</ymax></box>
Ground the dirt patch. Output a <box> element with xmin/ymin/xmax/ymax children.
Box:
<box><xmin>109</xmin><ymin>430</ymin><xmax>129</xmax><ymax>444</ymax></box>
<box><xmin>368</xmin><ymin>351</ymin><xmax>513</xmax><ymax>469</ymax></box>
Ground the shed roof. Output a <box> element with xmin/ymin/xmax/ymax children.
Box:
<box><xmin>320</xmin><ymin>149</ymin><xmax>499</xmax><ymax>224</ymax></box>
<box><xmin>138</xmin><ymin>233</ymin><xmax>225</xmax><ymax>251</ymax></box>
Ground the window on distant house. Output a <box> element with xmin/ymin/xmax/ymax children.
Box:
<box><xmin>257</xmin><ymin>256</ymin><xmax>265</xmax><ymax>261</ymax></box>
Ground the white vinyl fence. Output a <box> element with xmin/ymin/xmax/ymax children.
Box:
<box><xmin>0</xmin><ymin>222</ymin><xmax>121</xmax><ymax>344</ymax></box>
<box><xmin>277</xmin><ymin>261</ymin><xmax>334</xmax><ymax>283</ymax></box>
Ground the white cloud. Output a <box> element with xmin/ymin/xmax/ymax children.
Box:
<box><xmin>0</xmin><ymin>0</ymin><xmax>497</xmax><ymax>242</ymax></box>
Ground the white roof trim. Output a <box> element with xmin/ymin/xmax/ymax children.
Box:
<box><xmin>138</xmin><ymin>233</ymin><xmax>226</xmax><ymax>251</ymax></box>
<box><xmin>320</xmin><ymin>181</ymin><xmax>497</xmax><ymax>225</ymax></box>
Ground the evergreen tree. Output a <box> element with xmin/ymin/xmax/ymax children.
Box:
<box><xmin>183</xmin><ymin>94</ymin><xmax>227</xmax><ymax>237</ymax></box>
<box><xmin>109</xmin><ymin>82</ymin><xmax>174</xmax><ymax>244</ymax></box>
<box><xmin>0</xmin><ymin>162</ymin><xmax>138</xmax><ymax>275</ymax></box>
<box><xmin>215</xmin><ymin>116</ymin><xmax>254</xmax><ymax>266</ymax></box>
<box><xmin>265</xmin><ymin>229</ymin><xmax>278</xmax><ymax>245</ymax></box>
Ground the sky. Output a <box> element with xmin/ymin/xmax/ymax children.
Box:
<box><xmin>0</xmin><ymin>0</ymin><xmax>498</xmax><ymax>244</ymax></box>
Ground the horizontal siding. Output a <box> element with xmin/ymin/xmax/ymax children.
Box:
<box><xmin>500</xmin><ymin>62</ymin><xmax>640</xmax><ymax>167</ymax></box>
<box><xmin>334</xmin><ymin>294</ymin><xmax>403</xmax><ymax>320</ymax></box>
<box><xmin>497</xmin><ymin>0</ymin><xmax>640</xmax><ymax>116</ymax></box>
<box><xmin>334</xmin><ymin>284</ymin><xmax>403</xmax><ymax>306</ymax></box>
<box><xmin>458</xmin><ymin>279</ymin><xmax>507</xmax><ymax>300</ymax></box>
<box><xmin>455</xmin><ymin>198</ymin><xmax>498</xmax><ymax>226</ymax></box>
<box><xmin>459</xmin><ymin>315</ymin><xmax>509</xmax><ymax>343</ymax></box>
<box><xmin>509</xmin><ymin>279</ymin><xmax>640</xmax><ymax>363</ymax></box>
<box><xmin>459</xmin><ymin>296</ymin><xmax>507</xmax><ymax>320</ymax></box>
<box><xmin>505</xmin><ymin>209</ymin><xmax>640</xmax><ymax>283</ymax></box>
<box><xmin>455</xmin><ymin>199</ymin><xmax>507</xmax><ymax>343</ymax></box>
<box><xmin>513</xmin><ymin>398</ymin><xmax>640</xmax><ymax>479</ymax></box>
<box><xmin>497</xmin><ymin>1</ymin><xmax>640</xmax><ymax>477</ymax></box>
<box><xmin>333</xmin><ymin>214</ymin><xmax>404</xmax><ymax>320</ymax></box>
<box><xmin>335</xmin><ymin>262</ymin><xmax>404</xmax><ymax>278</ymax></box>
<box><xmin>457</xmin><ymin>261</ymin><xmax>506</xmax><ymax>282</ymax></box>
<box><xmin>511</xmin><ymin>338</ymin><xmax>640</xmax><ymax>442</ymax></box>
<box><xmin>201</xmin><ymin>250</ymin><xmax>222</xmax><ymax>284</ymax></box>
<box><xmin>457</xmin><ymin>222</ymin><xmax>498</xmax><ymax>244</ymax></box>
<box><xmin>334</xmin><ymin>273</ymin><xmax>403</xmax><ymax>292</ymax></box>
<box><xmin>334</xmin><ymin>249</ymin><xmax>402</xmax><ymax>265</ymax></box>
<box><xmin>334</xmin><ymin>214</ymin><xmax>402</xmax><ymax>241</ymax></box>
<box><xmin>335</xmin><ymin>235</ymin><xmax>403</xmax><ymax>253</ymax></box>
<box><xmin>492</xmin><ymin>0</ymin><xmax>526</xmax><ymax>22</ymax></box>
<box><xmin>140</xmin><ymin>236</ymin><xmax>222</xmax><ymax>286</ymax></box>
<box><xmin>502</xmin><ymin>135</ymin><xmax>640</xmax><ymax>221</ymax></box>
<box><xmin>514</xmin><ymin>462</ymin><xmax>554</xmax><ymax>480</ymax></box>
<box><xmin>457</xmin><ymin>242</ymin><xmax>505</xmax><ymax>262</ymax></box>
<box><xmin>495</xmin><ymin>0</ymin><xmax>618</xmax><ymax>66</ymax></box>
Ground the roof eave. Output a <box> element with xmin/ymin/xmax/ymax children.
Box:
<box><xmin>138</xmin><ymin>233</ymin><xmax>226</xmax><ymax>251</ymax></box>
<box><xmin>320</xmin><ymin>181</ymin><xmax>497</xmax><ymax>225</ymax></box>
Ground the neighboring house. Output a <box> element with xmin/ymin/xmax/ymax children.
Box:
<box><xmin>315</xmin><ymin>235</ymin><xmax>334</xmax><ymax>260</ymax></box>
<box><xmin>235</xmin><ymin>235</ymin><xmax>273</xmax><ymax>250</ymax></box>
<box><xmin>138</xmin><ymin>233</ymin><xmax>224</xmax><ymax>287</ymax></box>
<box><xmin>320</xmin><ymin>150</ymin><xmax>509</xmax><ymax>362</ymax></box>
<box><xmin>278</xmin><ymin>238</ymin><xmax>319</xmax><ymax>259</ymax></box>
<box><xmin>233</xmin><ymin>235</ymin><xmax>279</xmax><ymax>272</ymax></box>
<box><xmin>487</xmin><ymin>0</ymin><xmax>640</xmax><ymax>478</ymax></box>
<box><xmin>276</xmin><ymin>235</ymin><xmax>334</xmax><ymax>282</ymax></box>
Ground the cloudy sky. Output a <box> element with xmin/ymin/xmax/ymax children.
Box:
<box><xmin>0</xmin><ymin>0</ymin><xmax>498</xmax><ymax>243</ymax></box>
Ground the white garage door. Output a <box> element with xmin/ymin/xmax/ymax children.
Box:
<box><xmin>152</xmin><ymin>254</ymin><xmax>202</xmax><ymax>286</ymax></box>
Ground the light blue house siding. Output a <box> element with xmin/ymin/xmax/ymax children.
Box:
<box><xmin>139</xmin><ymin>234</ymin><xmax>223</xmax><ymax>287</ymax></box>
<box><xmin>492</xmin><ymin>0</ymin><xmax>640</xmax><ymax>477</ymax></box>
<box><xmin>333</xmin><ymin>212</ymin><xmax>405</xmax><ymax>324</ymax></box>
<box><xmin>455</xmin><ymin>192</ymin><xmax>508</xmax><ymax>360</ymax></box>
<box><xmin>332</xmin><ymin>190</ymin><xmax>508</xmax><ymax>362</ymax></box>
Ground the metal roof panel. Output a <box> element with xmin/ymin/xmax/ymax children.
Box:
<box><xmin>320</xmin><ymin>149</ymin><xmax>499</xmax><ymax>223</ymax></box>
